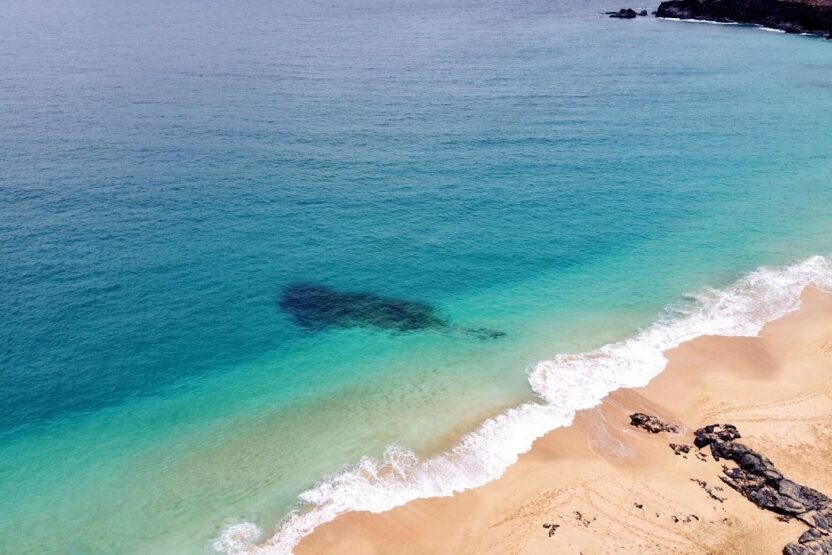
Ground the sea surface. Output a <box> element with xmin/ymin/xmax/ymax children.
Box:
<box><xmin>1</xmin><ymin>0</ymin><xmax>831</xmax><ymax>553</ymax></box>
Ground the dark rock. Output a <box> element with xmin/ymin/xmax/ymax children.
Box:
<box><xmin>813</xmin><ymin>511</ymin><xmax>831</xmax><ymax>531</ymax></box>
<box><xmin>638</xmin><ymin>9</ymin><xmax>649</xmax><ymax>15</ymax></box>
<box><xmin>573</xmin><ymin>511</ymin><xmax>594</xmax><ymax>527</ymax></box>
<box><xmin>608</xmin><ymin>8</ymin><xmax>639</xmax><ymax>18</ymax></box>
<box><xmin>670</xmin><ymin>443</ymin><xmax>691</xmax><ymax>456</ymax></box>
<box><xmin>784</xmin><ymin>538</ymin><xmax>832</xmax><ymax>554</ymax></box>
<box><xmin>655</xmin><ymin>0</ymin><xmax>832</xmax><ymax>38</ymax></box>
<box><xmin>799</xmin><ymin>528</ymin><xmax>824</xmax><ymax>544</ymax></box>
<box><xmin>740</xmin><ymin>452</ymin><xmax>769</xmax><ymax>474</ymax></box>
<box><xmin>783</xmin><ymin>544</ymin><xmax>813</xmax><ymax>555</ymax></box>
<box><xmin>693</xmin><ymin>423</ymin><xmax>740</xmax><ymax>448</ymax></box>
<box><xmin>542</xmin><ymin>522</ymin><xmax>560</xmax><ymax>537</ymax></box>
<box><xmin>765</xmin><ymin>469</ymin><xmax>785</xmax><ymax>483</ymax></box>
<box><xmin>630</xmin><ymin>413</ymin><xmax>681</xmax><ymax>434</ymax></box>
<box><xmin>691</xmin><ymin>478</ymin><xmax>727</xmax><ymax>502</ymax></box>
<box><xmin>779</xmin><ymin>22</ymin><xmax>805</xmax><ymax>33</ymax></box>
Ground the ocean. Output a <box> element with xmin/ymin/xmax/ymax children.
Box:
<box><xmin>1</xmin><ymin>0</ymin><xmax>831</xmax><ymax>553</ymax></box>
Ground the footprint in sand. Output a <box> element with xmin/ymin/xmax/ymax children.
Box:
<box><xmin>821</xmin><ymin>337</ymin><xmax>832</xmax><ymax>358</ymax></box>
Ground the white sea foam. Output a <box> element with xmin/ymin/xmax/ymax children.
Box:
<box><xmin>658</xmin><ymin>17</ymin><xmax>788</xmax><ymax>33</ymax></box>
<box><xmin>214</xmin><ymin>255</ymin><xmax>832</xmax><ymax>555</ymax></box>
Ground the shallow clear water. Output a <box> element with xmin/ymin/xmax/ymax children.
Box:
<box><xmin>1</xmin><ymin>0</ymin><xmax>831</xmax><ymax>552</ymax></box>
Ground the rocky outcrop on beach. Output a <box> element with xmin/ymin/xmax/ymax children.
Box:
<box><xmin>655</xmin><ymin>0</ymin><xmax>832</xmax><ymax>38</ymax></box>
<box><xmin>693</xmin><ymin>423</ymin><xmax>741</xmax><ymax>447</ymax></box>
<box><xmin>693</xmin><ymin>423</ymin><xmax>832</xmax><ymax>554</ymax></box>
<box><xmin>629</xmin><ymin>412</ymin><xmax>681</xmax><ymax>433</ymax></box>
<box><xmin>629</xmin><ymin>414</ymin><xmax>832</xmax><ymax>554</ymax></box>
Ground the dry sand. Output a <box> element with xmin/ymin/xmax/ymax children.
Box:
<box><xmin>297</xmin><ymin>287</ymin><xmax>832</xmax><ymax>555</ymax></box>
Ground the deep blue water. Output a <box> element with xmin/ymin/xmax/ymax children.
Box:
<box><xmin>1</xmin><ymin>0</ymin><xmax>831</xmax><ymax>552</ymax></box>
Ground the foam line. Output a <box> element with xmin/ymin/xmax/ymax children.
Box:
<box><xmin>658</xmin><ymin>16</ymin><xmax>788</xmax><ymax>32</ymax></box>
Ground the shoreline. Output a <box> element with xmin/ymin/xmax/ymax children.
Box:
<box><xmin>295</xmin><ymin>285</ymin><xmax>832</xmax><ymax>554</ymax></box>
<box><xmin>657</xmin><ymin>16</ymin><xmax>832</xmax><ymax>38</ymax></box>
<box><xmin>658</xmin><ymin>16</ymin><xmax>787</xmax><ymax>33</ymax></box>
<box><xmin>655</xmin><ymin>0</ymin><xmax>832</xmax><ymax>38</ymax></box>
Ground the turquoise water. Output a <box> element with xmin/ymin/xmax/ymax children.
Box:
<box><xmin>1</xmin><ymin>0</ymin><xmax>832</xmax><ymax>552</ymax></box>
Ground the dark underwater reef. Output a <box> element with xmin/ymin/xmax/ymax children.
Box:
<box><xmin>278</xmin><ymin>283</ymin><xmax>505</xmax><ymax>340</ymax></box>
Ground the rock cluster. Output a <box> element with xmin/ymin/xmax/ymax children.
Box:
<box><xmin>670</xmin><ymin>442</ymin><xmax>691</xmax><ymax>456</ymax></box>
<box><xmin>693</xmin><ymin>423</ymin><xmax>741</xmax><ymax>447</ymax></box>
<box><xmin>694</xmin><ymin>424</ymin><xmax>832</xmax><ymax>554</ymax></box>
<box><xmin>607</xmin><ymin>8</ymin><xmax>649</xmax><ymax>18</ymax></box>
<box><xmin>541</xmin><ymin>522</ymin><xmax>559</xmax><ymax>537</ymax></box>
<box><xmin>629</xmin><ymin>412</ymin><xmax>681</xmax><ymax>434</ymax></box>
<box><xmin>655</xmin><ymin>0</ymin><xmax>832</xmax><ymax>39</ymax></box>
<box><xmin>690</xmin><ymin>478</ymin><xmax>726</xmax><ymax>502</ymax></box>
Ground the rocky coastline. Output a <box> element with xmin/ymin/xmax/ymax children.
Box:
<box><xmin>607</xmin><ymin>0</ymin><xmax>832</xmax><ymax>38</ymax></box>
<box><xmin>655</xmin><ymin>0</ymin><xmax>832</xmax><ymax>38</ymax></box>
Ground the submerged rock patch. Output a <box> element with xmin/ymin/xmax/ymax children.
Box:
<box><xmin>278</xmin><ymin>283</ymin><xmax>505</xmax><ymax>339</ymax></box>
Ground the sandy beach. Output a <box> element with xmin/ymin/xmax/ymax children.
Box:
<box><xmin>297</xmin><ymin>286</ymin><xmax>832</xmax><ymax>554</ymax></box>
